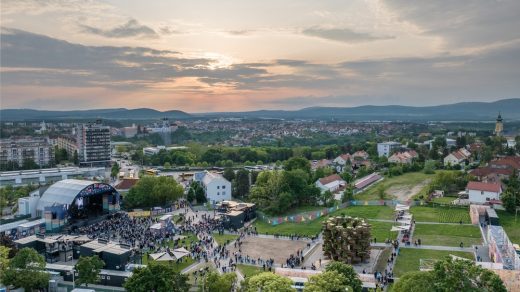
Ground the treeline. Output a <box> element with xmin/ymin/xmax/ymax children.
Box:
<box><xmin>248</xmin><ymin>157</ymin><xmax>327</xmax><ymax>215</ymax></box>
<box><xmin>132</xmin><ymin>143</ymin><xmax>379</xmax><ymax>167</ymax></box>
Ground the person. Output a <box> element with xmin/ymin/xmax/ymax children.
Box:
<box><xmin>460</xmin><ymin>242</ymin><xmax>464</xmax><ymax>248</ymax></box>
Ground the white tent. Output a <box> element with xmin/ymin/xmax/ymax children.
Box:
<box><xmin>397</xmin><ymin>219</ymin><xmax>412</xmax><ymax>225</ymax></box>
<box><xmin>172</xmin><ymin>247</ymin><xmax>190</xmax><ymax>260</ymax></box>
<box><xmin>390</xmin><ymin>226</ymin><xmax>408</xmax><ymax>231</ymax></box>
<box><xmin>395</xmin><ymin>204</ymin><xmax>410</xmax><ymax>211</ymax></box>
<box><xmin>149</xmin><ymin>252</ymin><xmax>175</xmax><ymax>262</ymax></box>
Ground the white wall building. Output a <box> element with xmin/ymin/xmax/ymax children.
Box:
<box><xmin>315</xmin><ymin>174</ymin><xmax>345</xmax><ymax>193</ymax></box>
<box><xmin>201</xmin><ymin>171</ymin><xmax>232</xmax><ymax>204</ymax></box>
<box><xmin>377</xmin><ymin>142</ymin><xmax>402</xmax><ymax>157</ymax></box>
<box><xmin>466</xmin><ymin>181</ymin><xmax>502</xmax><ymax>204</ymax></box>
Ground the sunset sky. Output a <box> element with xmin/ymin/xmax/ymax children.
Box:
<box><xmin>1</xmin><ymin>0</ymin><xmax>519</xmax><ymax>112</ymax></box>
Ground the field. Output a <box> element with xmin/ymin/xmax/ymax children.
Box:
<box><xmin>497</xmin><ymin>210</ymin><xmax>520</xmax><ymax>244</ymax></box>
<box><xmin>355</xmin><ymin>172</ymin><xmax>434</xmax><ymax>201</ymax></box>
<box><xmin>410</xmin><ymin>206</ymin><xmax>471</xmax><ymax>223</ymax></box>
<box><xmin>237</xmin><ymin>264</ymin><xmax>271</xmax><ymax>278</ymax></box>
<box><xmin>253</xmin><ymin>205</ymin><xmax>395</xmax><ymax>237</ymax></box>
<box><xmin>369</xmin><ymin>221</ymin><xmax>397</xmax><ymax>242</ymax></box>
<box><xmin>212</xmin><ymin>233</ymin><xmax>239</xmax><ymax>246</ymax></box>
<box><xmin>162</xmin><ymin>233</ymin><xmax>199</xmax><ymax>249</ymax></box>
<box><xmin>413</xmin><ymin>224</ymin><xmax>482</xmax><ymax>247</ymax></box>
<box><xmin>393</xmin><ymin>249</ymin><xmax>474</xmax><ymax>276</ymax></box>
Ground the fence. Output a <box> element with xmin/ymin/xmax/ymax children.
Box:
<box><xmin>257</xmin><ymin>199</ymin><xmax>469</xmax><ymax>226</ymax></box>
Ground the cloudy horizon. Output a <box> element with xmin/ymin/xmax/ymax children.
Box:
<box><xmin>1</xmin><ymin>0</ymin><xmax>519</xmax><ymax>112</ymax></box>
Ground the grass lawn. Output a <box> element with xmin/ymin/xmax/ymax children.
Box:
<box><xmin>237</xmin><ymin>264</ymin><xmax>272</xmax><ymax>278</ymax></box>
<box><xmin>355</xmin><ymin>172</ymin><xmax>434</xmax><ymax>201</ymax></box>
<box><xmin>393</xmin><ymin>249</ymin><xmax>474</xmax><ymax>276</ymax></box>
<box><xmin>410</xmin><ymin>206</ymin><xmax>471</xmax><ymax>223</ymax></box>
<box><xmin>431</xmin><ymin>196</ymin><xmax>456</xmax><ymax>204</ymax></box>
<box><xmin>369</xmin><ymin>221</ymin><xmax>398</xmax><ymax>242</ymax></box>
<box><xmin>160</xmin><ymin>233</ymin><xmax>200</xmax><ymax>249</ymax></box>
<box><xmin>141</xmin><ymin>254</ymin><xmax>195</xmax><ymax>272</ymax></box>
<box><xmin>212</xmin><ymin>233</ymin><xmax>239</xmax><ymax>246</ymax></box>
<box><xmin>413</xmin><ymin>224</ymin><xmax>482</xmax><ymax>247</ymax></box>
<box><xmin>253</xmin><ymin>205</ymin><xmax>394</xmax><ymax>238</ymax></box>
<box><xmin>497</xmin><ymin>210</ymin><xmax>520</xmax><ymax>244</ymax></box>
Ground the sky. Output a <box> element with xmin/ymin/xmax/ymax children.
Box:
<box><xmin>1</xmin><ymin>0</ymin><xmax>519</xmax><ymax>112</ymax></box>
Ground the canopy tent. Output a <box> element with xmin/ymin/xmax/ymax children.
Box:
<box><xmin>395</xmin><ymin>204</ymin><xmax>410</xmax><ymax>211</ymax></box>
<box><xmin>172</xmin><ymin>247</ymin><xmax>190</xmax><ymax>259</ymax></box>
<box><xmin>397</xmin><ymin>219</ymin><xmax>412</xmax><ymax>225</ymax></box>
<box><xmin>150</xmin><ymin>223</ymin><xmax>162</xmax><ymax>230</ymax></box>
<box><xmin>390</xmin><ymin>226</ymin><xmax>409</xmax><ymax>231</ymax></box>
<box><xmin>400</xmin><ymin>214</ymin><xmax>413</xmax><ymax>219</ymax></box>
<box><xmin>149</xmin><ymin>252</ymin><xmax>175</xmax><ymax>262</ymax></box>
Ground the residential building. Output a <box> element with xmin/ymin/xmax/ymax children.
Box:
<box><xmin>377</xmin><ymin>142</ymin><xmax>402</xmax><ymax>157</ymax></box>
<box><xmin>55</xmin><ymin>136</ymin><xmax>78</xmax><ymax>158</ymax></box>
<box><xmin>315</xmin><ymin>174</ymin><xmax>346</xmax><ymax>193</ymax></box>
<box><xmin>201</xmin><ymin>171</ymin><xmax>232</xmax><ymax>203</ymax></box>
<box><xmin>122</xmin><ymin>124</ymin><xmax>138</xmax><ymax>138</ymax></box>
<box><xmin>388</xmin><ymin>150</ymin><xmax>418</xmax><ymax>164</ymax></box>
<box><xmin>352</xmin><ymin>150</ymin><xmax>369</xmax><ymax>160</ymax></box>
<box><xmin>423</xmin><ymin>138</ymin><xmax>457</xmax><ymax>150</ymax></box>
<box><xmin>0</xmin><ymin>137</ymin><xmax>55</xmax><ymax>168</ymax></box>
<box><xmin>444</xmin><ymin>148</ymin><xmax>471</xmax><ymax>166</ymax></box>
<box><xmin>311</xmin><ymin>159</ymin><xmax>332</xmax><ymax>171</ymax></box>
<box><xmin>76</xmin><ymin>121</ymin><xmax>111</xmax><ymax>166</ymax></box>
<box><xmin>332</xmin><ymin>154</ymin><xmax>351</xmax><ymax>172</ymax></box>
<box><xmin>466</xmin><ymin>181</ymin><xmax>502</xmax><ymax>204</ymax></box>
<box><xmin>143</xmin><ymin>146</ymin><xmax>188</xmax><ymax>155</ymax></box>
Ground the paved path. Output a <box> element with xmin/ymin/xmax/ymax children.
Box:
<box><xmin>400</xmin><ymin>244</ymin><xmax>475</xmax><ymax>253</ymax></box>
<box><xmin>368</xmin><ymin>218</ymin><xmax>475</xmax><ymax>226</ymax></box>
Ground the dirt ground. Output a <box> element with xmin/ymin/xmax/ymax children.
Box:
<box><xmin>228</xmin><ymin>236</ymin><xmax>309</xmax><ymax>264</ymax></box>
<box><xmin>387</xmin><ymin>179</ymin><xmax>431</xmax><ymax>201</ymax></box>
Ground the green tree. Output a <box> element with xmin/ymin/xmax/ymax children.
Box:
<box><xmin>0</xmin><ymin>246</ymin><xmax>10</xmax><ymax>282</ymax></box>
<box><xmin>75</xmin><ymin>255</ymin><xmax>104</xmax><ymax>287</ymax></box>
<box><xmin>2</xmin><ymin>247</ymin><xmax>50</xmax><ymax>291</ymax></box>
<box><xmin>423</xmin><ymin>160</ymin><xmax>436</xmax><ymax>174</ymax></box>
<box><xmin>201</xmin><ymin>271</ymin><xmax>236</xmax><ymax>292</ymax></box>
<box><xmin>377</xmin><ymin>185</ymin><xmax>386</xmax><ymax>200</ymax></box>
<box><xmin>21</xmin><ymin>158</ymin><xmax>39</xmax><ymax>170</ymax></box>
<box><xmin>393</xmin><ymin>257</ymin><xmax>506</xmax><ymax>292</ymax></box>
<box><xmin>325</xmin><ymin>261</ymin><xmax>363</xmax><ymax>292</ymax></box>
<box><xmin>284</xmin><ymin>157</ymin><xmax>311</xmax><ymax>173</ymax></box>
<box><xmin>187</xmin><ymin>187</ymin><xmax>196</xmax><ymax>203</ymax></box>
<box><xmin>125</xmin><ymin>176</ymin><xmax>184</xmax><ymax>208</ymax></box>
<box><xmin>124</xmin><ymin>261</ymin><xmax>189</xmax><ymax>292</ymax></box>
<box><xmin>342</xmin><ymin>186</ymin><xmax>354</xmax><ymax>202</ymax></box>
<box><xmin>304</xmin><ymin>270</ymin><xmax>352</xmax><ymax>292</ymax></box>
<box><xmin>164</xmin><ymin>162</ymin><xmax>172</xmax><ymax>170</ymax></box>
<box><xmin>432</xmin><ymin>257</ymin><xmax>506</xmax><ymax>292</ymax></box>
<box><xmin>392</xmin><ymin>271</ymin><xmax>435</xmax><ymax>292</ymax></box>
<box><xmin>234</xmin><ymin>169</ymin><xmax>250</xmax><ymax>198</ymax></box>
<box><xmin>223</xmin><ymin>168</ymin><xmax>235</xmax><ymax>182</ymax></box>
<box><xmin>73</xmin><ymin>150</ymin><xmax>79</xmax><ymax>165</ymax></box>
<box><xmin>321</xmin><ymin>190</ymin><xmax>334</xmax><ymax>207</ymax></box>
<box><xmin>111</xmin><ymin>162</ymin><xmax>120</xmax><ymax>178</ymax></box>
<box><xmin>243</xmin><ymin>272</ymin><xmax>295</xmax><ymax>292</ymax></box>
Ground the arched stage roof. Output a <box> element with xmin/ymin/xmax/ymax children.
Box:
<box><xmin>36</xmin><ymin>179</ymin><xmax>116</xmax><ymax>212</ymax></box>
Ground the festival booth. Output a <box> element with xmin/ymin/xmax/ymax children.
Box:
<box><xmin>80</xmin><ymin>239</ymin><xmax>132</xmax><ymax>270</ymax></box>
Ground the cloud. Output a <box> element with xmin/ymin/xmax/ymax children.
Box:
<box><xmin>382</xmin><ymin>0</ymin><xmax>520</xmax><ymax>48</ymax></box>
<box><xmin>302</xmin><ymin>27</ymin><xmax>393</xmax><ymax>43</ymax></box>
<box><xmin>80</xmin><ymin>19</ymin><xmax>158</xmax><ymax>38</ymax></box>
<box><xmin>1</xmin><ymin>28</ymin><xmax>519</xmax><ymax>109</ymax></box>
<box><xmin>226</xmin><ymin>30</ymin><xmax>253</xmax><ymax>36</ymax></box>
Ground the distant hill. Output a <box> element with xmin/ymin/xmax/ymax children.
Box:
<box><xmin>1</xmin><ymin>98</ymin><xmax>519</xmax><ymax>121</ymax></box>
<box><xmin>198</xmin><ymin>98</ymin><xmax>520</xmax><ymax>121</ymax></box>
<box><xmin>0</xmin><ymin>108</ymin><xmax>192</xmax><ymax>121</ymax></box>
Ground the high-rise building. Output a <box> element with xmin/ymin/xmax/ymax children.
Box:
<box><xmin>0</xmin><ymin>137</ymin><xmax>55</xmax><ymax>169</ymax></box>
<box><xmin>77</xmin><ymin>121</ymin><xmax>111</xmax><ymax>166</ymax></box>
<box><xmin>494</xmin><ymin>112</ymin><xmax>503</xmax><ymax>136</ymax></box>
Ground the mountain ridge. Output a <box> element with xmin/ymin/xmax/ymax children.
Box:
<box><xmin>1</xmin><ymin>98</ymin><xmax>519</xmax><ymax>121</ymax></box>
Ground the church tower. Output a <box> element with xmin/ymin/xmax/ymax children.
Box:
<box><xmin>494</xmin><ymin>112</ymin><xmax>503</xmax><ymax>136</ymax></box>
